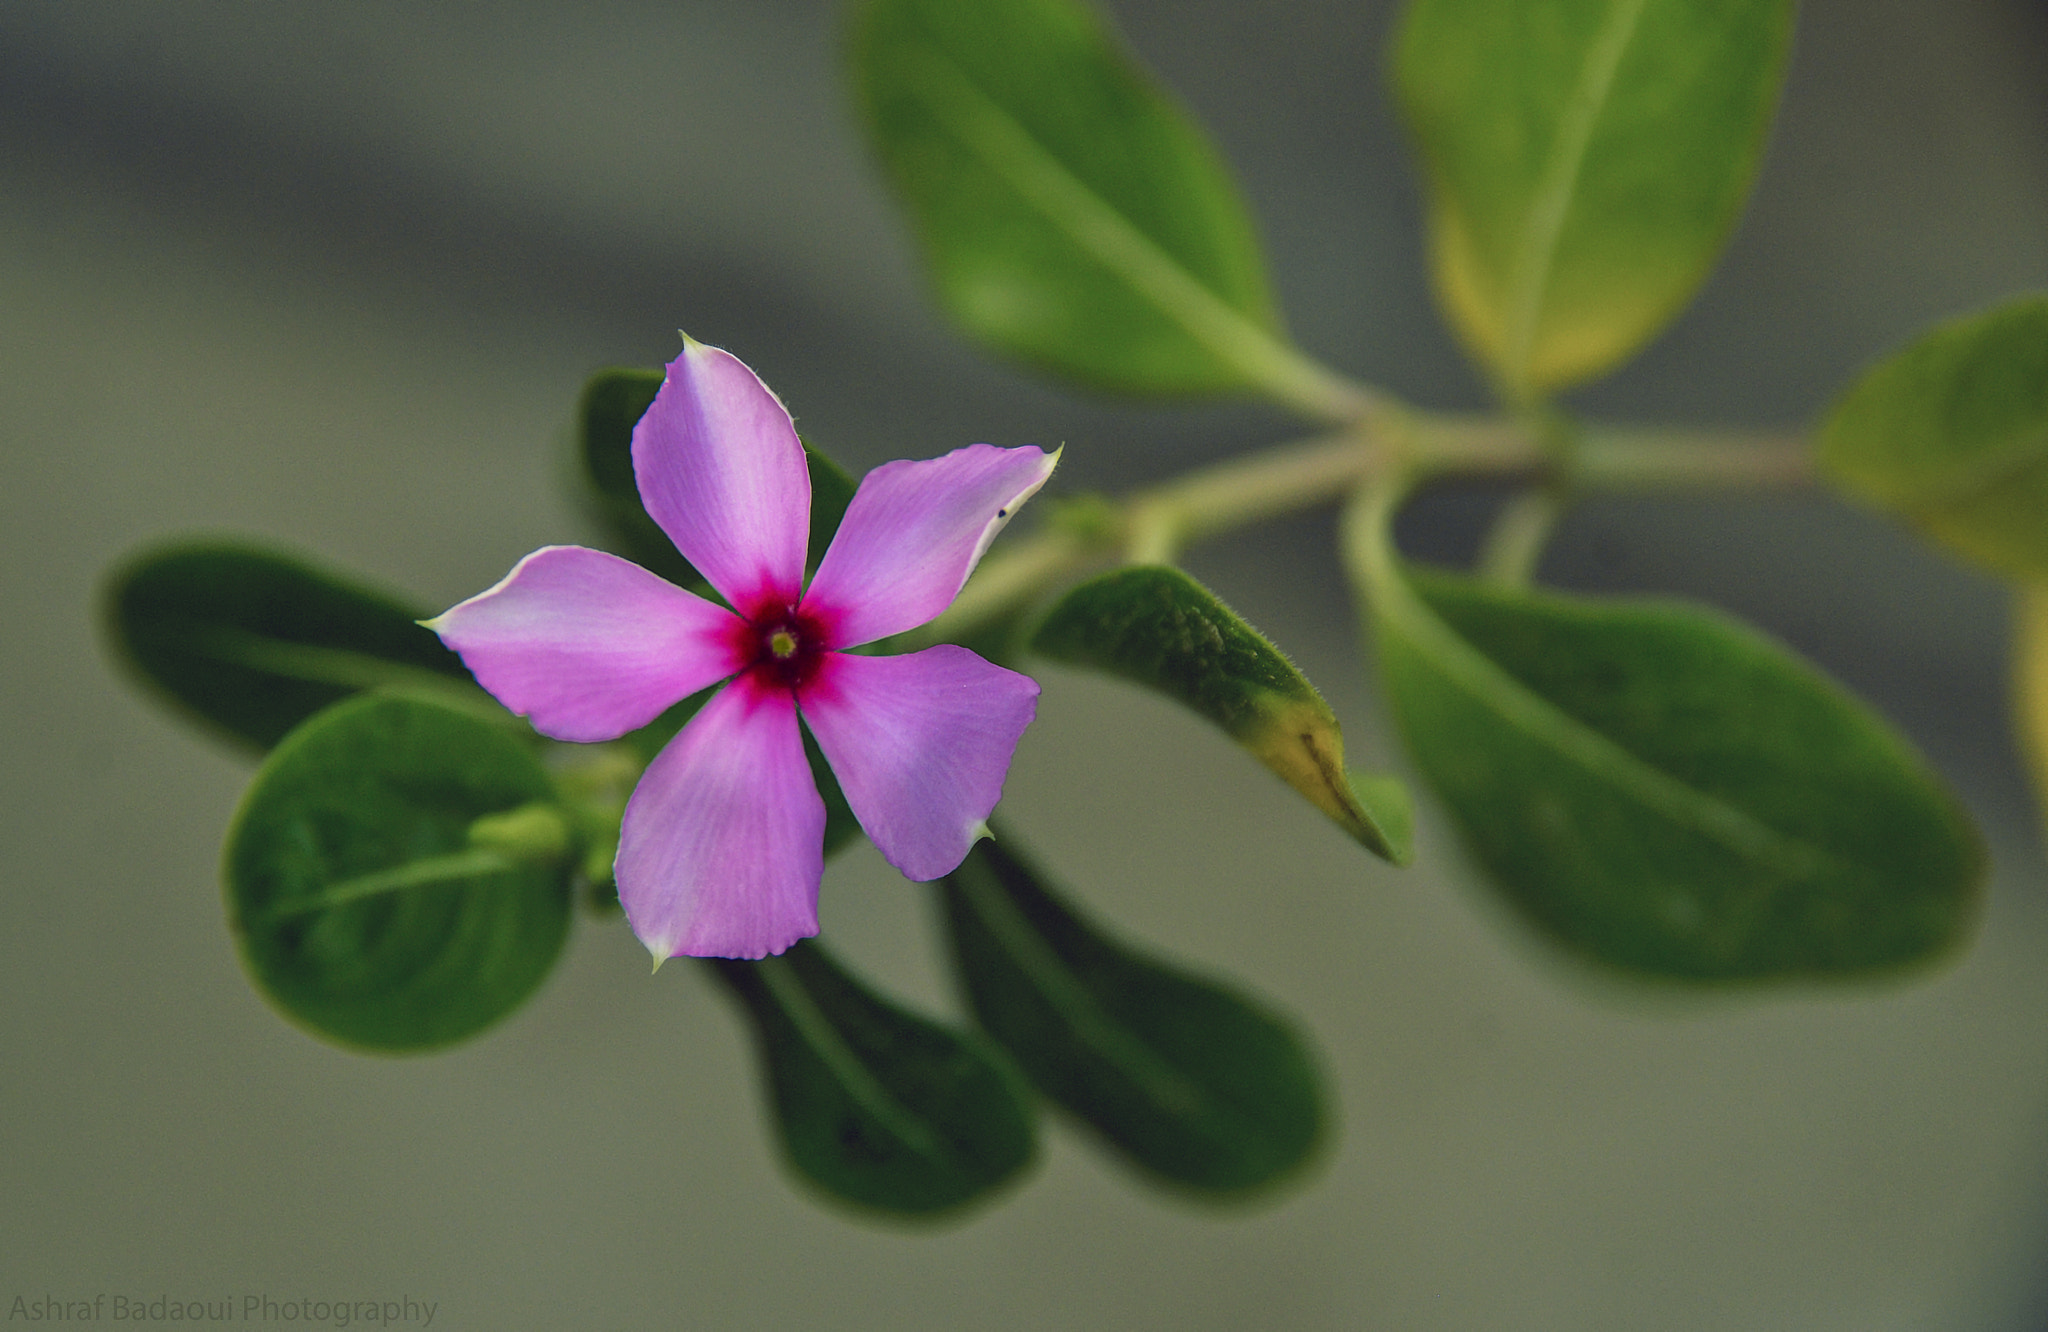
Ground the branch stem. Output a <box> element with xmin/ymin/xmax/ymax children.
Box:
<box><xmin>921</xmin><ymin>410</ymin><xmax>1811</xmax><ymax>645</ymax></box>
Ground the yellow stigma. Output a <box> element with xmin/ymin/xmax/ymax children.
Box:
<box><xmin>769</xmin><ymin>629</ymin><xmax>798</xmax><ymax>659</ymax></box>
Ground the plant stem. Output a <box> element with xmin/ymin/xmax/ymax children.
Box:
<box><xmin>1128</xmin><ymin>428</ymin><xmax>1381</xmax><ymax>558</ymax></box>
<box><xmin>1574</xmin><ymin>425</ymin><xmax>1812</xmax><ymax>489</ymax></box>
<box><xmin>913</xmin><ymin>411</ymin><xmax>1809</xmax><ymax>645</ymax></box>
<box><xmin>261</xmin><ymin>849</ymin><xmax>517</xmax><ymax>921</ymax></box>
<box><xmin>1476</xmin><ymin>489</ymin><xmax>1566</xmax><ymax>587</ymax></box>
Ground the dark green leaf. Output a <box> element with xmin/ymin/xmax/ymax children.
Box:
<box><xmin>1393</xmin><ymin>0</ymin><xmax>1793</xmax><ymax>398</ymax></box>
<box><xmin>940</xmin><ymin>836</ymin><xmax>1325</xmax><ymax>1195</ymax></box>
<box><xmin>803</xmin><ymin>443</ymin><xmax>860</xmax><ymax>570</ymax></box>
<box><xmin>1819</xmin><ymin>294</ymin><xmax>2048</xmax><ymax>580</ymax></box>
<box><xmin>1031</xmin><ymin>565</ymin><xmax>1406</xmax><ymax>859</ymax></box>
<box><xmin>851</xmin><ymin>0</ymin><xmax>1291</xmax><ymax>398</ymax></box>
<box><xmin>1372</xmin><ymin>564</ymin><xmax>1984</xmax><ymax>980</ymax></box>
<box><xmin>577</xmin><ymin>366</ymin><xmax>858</xmax><ymax>583</ymax></box>
<box><xmin>104</xmin><ymin>540</ymin><xmax>477</xmax><ymax>751</ymax></box>
<box><xmin>577</xmin><ymin>367</ymin><xmax>697</xmax><ymax>587</ymax></box>
<box><xmin>706</xmin><ymin>941</ymin><xmax>1036</xmax><ymax>1216</ymax></box>
<box><xmin>223</xmin><ymin>693</ymin><xmax>574</xmax><ymax>1051</ymax></box>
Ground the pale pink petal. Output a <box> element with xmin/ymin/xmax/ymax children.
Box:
<box><xmin>617</xmin><ymin>675</ymin><xmax>825</xmax><ymax>960</ymax></box>
<box><xmin>803</xmin><ymin>443</ymin><xmax>1058</xmax><ymax>647</ymax></box>
<box><xmin>799</xmin><ymin>646</ymin><xmax>1039</xmax><ymax>881</ymax></box>
<box><xmin>425</xmin><ymin>545</ymin><xmax>746</xmax><ymax>743</ymax></box>
<box><xmin>632</xmin><ymin>337</ymin><xmax>810</xmax><ymax>618</ymax></box>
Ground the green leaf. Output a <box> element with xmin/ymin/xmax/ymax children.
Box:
<box><xmin>1367</xmin><ymin>556</ymin><xmax>1983</xmax><ymax>980</ymax></box>
<box><xmin>1031</xmin><ymin>565</ymin><xmax>1406</xmax><ymax>860</ymax></box>
<box><xmin>104</xmin><ymin>540</ymin><xmax>478</xmax><ymax>751</ymax></box>
<box><xmin>1819</xmin><ymin>295</ymin><xmax>2048</xmax><ymax>580</ymax></box>
<box><xmin>1348</xmin><ymin>770</ymin><xmax>1416</xmax><ymax>868</ymax></box>
<box><xmin>577</xmin><ymin>366</ymin><xmax>859</xmax><ymax>583</ymax></box>
<box><xmin>706</xmin><ymin>941</ymin><xmax>1036</xmax><ymax>1217</ymax></box>
<box><xmin>1393</xmin><ymin>0</ymin><xmax>1793</xmax><ymax>399</ymax></box>
<box><xmin>223</xmin><ymin>693</ymin><xmax>574</xmax><ymax>1051</ymax></box>
<box><xmin>940</xmin><ymin>836</ymin><xmax>1325</xmax><ymax>1196</ymax></box>
<box><xmin>852</xmin><ymin>0</ymin><xmax>1336</xmax><ymax>406</ymax></box>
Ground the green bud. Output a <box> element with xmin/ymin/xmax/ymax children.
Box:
<box><xmin>467</xmin><ymin>801</ymin><xmax>574</xmax><ymax>866</ymax></box>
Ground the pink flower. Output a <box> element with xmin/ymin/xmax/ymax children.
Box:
<box><xmin>427</xmin><ymin>338</ymin><xmax>1056</xmax><ymax>960</ymax></box>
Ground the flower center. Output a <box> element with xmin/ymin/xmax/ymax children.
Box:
<box><xmin>745</xmin><ymin>607</ymin><xmax>829</xmax><ymax>690</ymax></box>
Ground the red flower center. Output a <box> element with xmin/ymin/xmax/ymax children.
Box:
<box><xmin>741</xmin><ymin>604</ymin><xmax>831</xmax><ymax>691</ymax></box>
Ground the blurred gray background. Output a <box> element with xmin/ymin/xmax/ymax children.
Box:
<box><xmin>6</xmin><ymin>0</ymin><xmax>2048</xmax><ymax>1327</ymax></box>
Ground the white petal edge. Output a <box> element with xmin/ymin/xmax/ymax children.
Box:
<box><xmin>804</xmin><ymin>443</ymin><xmax>1059</xmax><ymax>648</ymax></box>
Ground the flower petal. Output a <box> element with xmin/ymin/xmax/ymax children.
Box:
<box><xmin>632</xmin><ymin>337</ymin><xmax>811</xmax><ymax>617</ymax></box>
<box><xmin>803</xmin><ymin>443</ymin><xmax>1058</xmax><ymax>647</ymax></box>
<box><xmin>617</xmin><ymin>675</ymin><xmax>825</xmax><ymax>960</ymax></box>
<box><xmin>799</xmin><ymin>646</ymin><xmax>1039</xmax><ymax>880</ymax></box>
<box><xmin>426</xmin><ymin>545</ymin><xmax>745</xmax><ymax>743</ymax></box>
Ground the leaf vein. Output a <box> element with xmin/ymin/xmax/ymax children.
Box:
<box><xmin>1502</xmin><ymin>0</ymin><xmax>1651</xmax><ymax>395</ymax></box>
<box><xmin>897</xmin><ymin>36</ymin><xmax>1363</xmax><ymax>421</ymax></box>
<box><xmin>1348</xmin><ymin>480</ymin><xmax>1837</xmax><ymax>880</ymax></box>
<box><xmin>953</xmin><ymin>859</ymin><xmax>1208</xmax><ymax>1118</ymax></box>
<box><xmin>756</xmin><ymin>955</ymin><xmax>948</xmax><ymax>1161</ymax></box>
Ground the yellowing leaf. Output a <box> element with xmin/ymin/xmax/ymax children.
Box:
<box><xmin>1393</xmin><ymin>0</ymin><xmax>1793</xmax><ymax>399</ymax></box>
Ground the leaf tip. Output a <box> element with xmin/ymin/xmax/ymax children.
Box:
<box><xmin>1246</xmin><ymin>701</ymin><xmax>1404</xmax><ymax>862</ymax></box>
<box><xmin>1346</xmin><ymin>770</ymin><xmax>1415</xmax><ymax>867</ymax></box>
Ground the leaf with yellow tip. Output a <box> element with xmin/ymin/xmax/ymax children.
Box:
<box><xmin>1029</xmin><ymin>566</ymin><xmax>1406</xmax><ymax>861</ymax></box>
